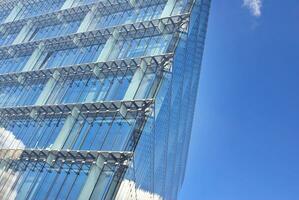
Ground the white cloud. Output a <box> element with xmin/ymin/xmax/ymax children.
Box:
<box><xmin>243</xmin><ymin>0</ymin><xmax>262</xmax><ymax>17</ymax></box>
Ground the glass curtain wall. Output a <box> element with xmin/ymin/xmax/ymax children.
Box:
<box><xmin>16</xmin><ymin>0</ymin><xmax>65</xmax><ymax>20</ymax></box>
<box><xmin>0</xmin><ymin>79</ymin><xmax>46</xmax><ymax>107</ymax></box>
<box><xmin>87</xmin><ymin>3</ymin><xmax>166</xmax><ymax>30</ymax></box>
<box><xmin>31</xmin><ymin>19</ymin><xmax>83</xmax><ymax>41</ymax></box>
<box><xmin>0</xmin><ymin>54</ymin><xmax>31</xmax><ymax>73</ymax></box>
<box><xmin>0</xmin><ymin>8</ymin><xmax>11</xmax><ymax>23</ymax></box>
<box><xmin>0</xmin><ymin>0</ymin><xmax>210</xmax><ymax>199</ymax></box>
<box><xmin>0</xmin><ymin>31</ymin><xmax>18</xmax><ymax>46</ymax></box>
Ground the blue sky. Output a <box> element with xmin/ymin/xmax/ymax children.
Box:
<box><xmin>179</xmin><ymin>0</ymin><xmax>299</xmax><ymax>199</ymax></box>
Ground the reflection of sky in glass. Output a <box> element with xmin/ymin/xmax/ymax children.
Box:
<box><xmin>0</xmin><ymin>127</ymin><xmax>25</xmax><ymax>200</ymax></box>
<box><xmin>0</xmin><ymin>119</ymin><xmax>64</xmax><ymax>150</ymax></box>
<box><xmin>0</xmin><ymin>127</ymin><xmax>25</xmax><ymax>149</ymax></box>
<box><xmin>0</xmin><ymin>0</ymin><xmax>206</xmax><ymax>198</ymax></box>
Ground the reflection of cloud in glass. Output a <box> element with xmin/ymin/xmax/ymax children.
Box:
<box><xmin>0</xmin><ymin>127</ymin><xmax>25</xmax><ymax>200</ymax></box>
<box><xmin>0</xmin><ymin>127</ymin><xmax>25</xmax><ymax>149</ymax></box>
<box><xmin>116</xmin><ymin>179</ymin><xmax>163</xmax><ymax>200</ymax></box>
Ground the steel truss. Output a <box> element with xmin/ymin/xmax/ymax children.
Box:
<box><xmin>0</xmin><ymin>1</ymin><xmax>15</xmax><ymax>10</ymax></box>
<box><xmin>0</xmin><ymin>0</ymin><xmax>61</xmax><ymax>8</ymax></box>
<box><xmin>0</xmin><ymin>0</ymin><xmax>188</xmax><ymax>197</ymax></box>
<box><xmin>0</xmin><ymin>0</ymin><xmax>167</xmax><ymax>34</ymax></box>
<box><xmin>0</xmin><ymin>149</ymin><xmax>133</xmax><ymax>173</ymax></box>
<box><xmin>0</xmin><ymin>99</ymin><xmax>154</xmax><ymax>120</ymax></box>
<box><xmin>0</xmin><ymin>54</ymin><xmax>173</xmax><ymax>84</ymax></box>
<box><xmin>0</xmin><ymin>14</ymin><xmax>189</xmax><ymax>58</ymax></box>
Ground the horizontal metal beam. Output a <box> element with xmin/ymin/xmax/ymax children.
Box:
<box><xmin>0</xmin><ymin>99</ymin><xmax>154</xmax><ymax>119</ymax></box>
<box><xmin>0</xmin><ymin>54</ymin><xmax>173</xmax><ymax>83</ymax></box>
<box><xmin>0</xmin><ymin>0</ymin><xmax>167</xmax><ymax>33</ymax></box>
<box><xmin>0</xmin><ymin>0</ymin><xmax>65</xmax><ymax>11</ymax></box>
<box><xmin>0</xmin><ymin>1</ymin><xmax>16</xmax><ymax>10</ymax></box>
<box><xmin>0</xmin><ymin>14</ymin><xmax>189</xmax><ymax>58</ymax></box>
<box><xmin>1</xmin><ymin>4</ymin><xmax>89</xmax><ymax>32</ymax></box>
<box><xmin>0</xmin><ymin>0</ymin><xmax>45</xmax><ymax>8</ymax></box>
<box><xmin>0</xmin><ymin>149</ymin><xmax>133</xmax><ymax>165</ymax></box>
<box><xmin>0</xmin><ymin>148</ymin><xmax>133</xmax><ymax>172</ymax></box>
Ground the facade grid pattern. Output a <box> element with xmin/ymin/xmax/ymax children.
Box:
<box><xmin>0</xmin><ymin>0</ymin><xmax>211</xmax><ymax>199</ymax></box>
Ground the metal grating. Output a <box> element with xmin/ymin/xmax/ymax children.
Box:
<box><xmin>0</xmin><ymin>99</ymin><xmax>154</xmax><ymax>119</ymax></box>
<box><xmin>0</xmin><ymin>54</ymin><xmax>173</xmax><ymax>83</ymax></box>
<box><xmin>0</xmin><ymin>0</ymin><xmax>168</xmax><ymax>30</ymax></box>
<box><xmin>0</xmin><ymin>14</ymin><xmax>189</xmax><ymax>58</ymax></box>
<box><xmin>0</xmin><ymin>148</ymin><xmax>133</xmax><ymax>172</ymax></box>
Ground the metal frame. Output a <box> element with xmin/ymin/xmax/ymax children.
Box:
<box><xmin>0</xmin><ymin>1</ymin><xmax>203</xmax><ymax>199</ymax></box>
<box><xmin>0</xmin><ymin>0</ymin><xmax>64</xmax><ymax>11</ymax></box>
<box><xmin>0</xmin><ymin>99</ymin><xmax>154</xmax><ymax>119</ymax></box>
<box><xmin>0</xmin><ymin>54</ymin><xmax>173</xmax><ymax>83</ymax></box>
<box><xmin>0</xmin><ymin>149</ymin><xmax>133</xmax><ymax>165</ymax></box>
<box><xmin>0</xmin><ymin>148</ymin><xmax>133</xmax><ymax>172</ymax></box>
<box><xmin>0</xmin><ymin>1</ymin><xmax>16</xmax><ymax>10</ymax></box>
<box><xmin>0</xmin><ymin>14</ymin><xmax>189</xmax><ymax>58</ymax></box>
<box><xmin>0</xmin><ymin>0</ymin><xmax>168</xmax><ymax>31</ymax></box>
<box><xmin>0</xmin><ymin>0</ymin><xmax>53</xmax><ymax>8</ymax></box>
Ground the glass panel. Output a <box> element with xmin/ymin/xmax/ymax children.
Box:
<box><xmin>16</xmin><ymin>0</ymin><xmax>65</xmax><ymax>20</ymax></box>
<box><xmin>66</xmin><ymin>117</ymin><xmax>135</xmax><ymax>151</ymax></box>
<box><xmin>55</xmin><ymin>171</ymin><xmax>80</xmax><ymax>199</ymax></box>
<box><xmin>5</xmin><ymin>166</ymin><xmax>89</xmax><ymax>200</ymax></box>
<box><xmin>42</xmin><ymin>44</ymin><xmax>103</xmax><ymax>69</ymax></box>
<box><xmin>31</xmin><ymin>19</ymin><xmax>82</xmax><ymax>41</ymax></box>
<box><xmin>72</xmin><ymin>0</ymin><xmax>97</xmax><ymax>6</ymax></box>
<box><xmin>0</xmin><ymin>32</ymin><xmax>18</xmax><ymax>46</ymax></box>
<box><xmin>88</xmin><ymin>4</ymin><xmax>165</xmax><ymax>31</ymax></box>
<box><xmin>46</xmin><ymin>74</ymin><xmax>132</xmax><ymax>105</ymax></box>
<box><xmin>172</xmin><ymin>0</ymin><xmax>192</xmax><ymax>15</ymax></box>
<box><xmin>0</xmin><ymin>118</ymin><xmax>65</xmax><ymax>149</ymax></box>
<box><xmin>109</xmin><ymin>34</ymin><xmax>173</xmax><ymax>60</ymax></box>
<box><xmin>66</xmin><ymin>170</ymin><xmax>88</xmax><ymax>200</ymax></box>
<box><xmin>0</xmin><ymin>80</ymin><xmax>46</xmax><ymax>107</ymax></box>
<box><xmin>0</xmin><ymin>9</ymin><xmax>10</xmax><ymax>23</ymax></box>
<box><xmin>0</xmin><ymin>55</ymin><xmax>31</xmax><ymax>73</ymax></box>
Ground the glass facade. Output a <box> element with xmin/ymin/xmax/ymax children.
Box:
<box><xmin>0</xmin><ymin>0</ymin><xmax>210</xmax><ymax>199</ymax></box>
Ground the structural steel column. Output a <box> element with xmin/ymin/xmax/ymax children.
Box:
<box><xmin>96</xmin><ymin>29</ymin><xmax>120</xmax><ymax>62</ymax></box>
<box><xmin>22</xmin><ymin>44</ymin><xmax>46</xmax><ymax>71</ymax></box>
<box><xmin>51</xmin><ymin>107</ymin><xmax>81</xmax><ymax>150</ymax></box>
<box><xmin>4</xmin><ymin>2</ymin><xmax>23</xmax><ymax>23</ymax></box>
<box><xmin>78</xmin><ymin>157</ymin><xmax>106</xmax><ymax>200</ymax></box>
<box><xmin>80</xmin><ymin>27</ymin><xmax>123</xmax><ymax>199</ymax></box>
<box><xmin>77</xmin><ymin>5</ymin><xmax>98</xmax><ymax>32</ymax></box>
<box><xmin>61</xmin><ymin>0</ymin><xmax>76</xmax><ymax>10</ymax></box>
<box><xmin>161</xmin><ymin>0</ymin><xmax>176</xmax><ymax>18</ymax></box>
<box><xmin>123</xmin><ymin>60</ymin><xmax>147</xmax><ymax>100</ymax></box>
<box><xmin>129</xmin><ymin>0</ymin><xmax>137</xmax><ymax>7</ymax></box>
<box><xmin>123</xmin><ymin>0</ymin><xmax>176</xmax><ymax>101</ymax></box>
<box><xmin>46</xmin><ymin>107</ymin><xmax>80</xmax><ymax>164</ymax></box>
<box><xmin>159</xmin><ymin>0</ymin><xmax>177</xmax><ymax>32</ymax></box>
<box><xmin>12</xmin><ymin>20</ymin><xmax>35</xmax><ymax>44</ymax></box>
<box><xmin>35</xmin><ymin>70</ymin><xmax>60</xmax><ymax>105</ymax></box>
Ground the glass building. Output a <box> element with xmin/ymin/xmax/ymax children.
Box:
<box><xmin>0</xmin><ymin>0</ymin><xmax>210</xmax><ymax>199</ymax></box>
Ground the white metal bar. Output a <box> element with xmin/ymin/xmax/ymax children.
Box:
<box><xmin>0</xmin><ymin>99</ymin><xmax>154</xmax><ymax>119</ymax></box>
